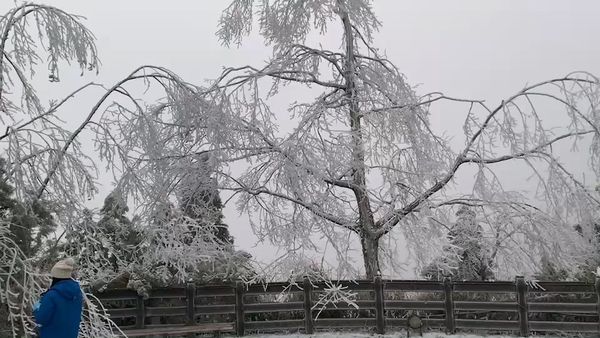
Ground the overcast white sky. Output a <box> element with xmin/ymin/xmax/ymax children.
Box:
<box><xmin>2</xmin><ymin>1</ymin><xmax>599</xmax><ymax>277</ymax></box>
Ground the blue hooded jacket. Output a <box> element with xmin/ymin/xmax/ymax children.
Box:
<box><xmin>34</xmin><ymin>279</ymin><xmax>83</xmax><ymax>338</ymax></box>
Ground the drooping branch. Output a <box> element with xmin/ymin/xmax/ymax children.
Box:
<box><xmin>218</xmin><ymin>170</ymin><xmax>355</xmax><ymax>231</ymax></box>
<box><xmin>375</xmin><ymin>76</ymin><xmax>600</xmax><ymax>238</ymax></box>
<box><xmin>0</xmin><ymin>4</ymin><xmax>99</xmax><ymax>112</ymax></box>
<box><xmin>0</xmin><ymin>82</ymin><xmax>101</xmax><ymax>142</ymax></box>
<box><xmin>35</xmin><ymin>66</ymin><xmax>196</xmax><ymax>200</ymax></box>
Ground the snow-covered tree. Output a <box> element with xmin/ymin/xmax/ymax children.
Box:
<box><xmin>96</xmin><ymin>191</ymin><xmax>142</xmax><ymax>272</ymax></box>
<box><xmin>62</xmin><ymin>190</ymin><xmax>144</xmax><ymax>289</ymax></box>
<box><xmin>0</xmin><ymin>3</ymin><xmax>233</xmax><ymax>336</ymax></box>
<box><xmin>91</xmin><ymin>0</ymin><xmax>600</xmax><ymax>280</ymax></box>
<box><xmin>0</xmin><ymin>158</ymin><xmax>56</xmax><ymax>259</ymax></box>
<box><xmin>534</xmin><ymin>254</ymin><xmax>569</xmax><ymax>281</ymax></box>
<box><xmin>177</xmin><ymin>155</ymin><xmax>233</xmax><ymax>245</ymax></box>
<box><xmin>203</xmin><ymin>0</ymin><xmax>600</xmax><ymax>278</ymax></box>
<box><xmin>573</xmin><ymin>220</ymin><xmax>600</xmax><ymax>282</ymax></box>
<box><xmin>421</xmin><ymin>206</ymin><xmax>494</xmax><ymax>281</ymax></box>
<box><xmin>0</xmin><ymin>4</ymin><xmax>126</xmax><ymax>337</ymax></box>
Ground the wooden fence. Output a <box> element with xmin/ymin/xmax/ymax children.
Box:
<box><xmin>94</xmin><ymin>277</ymin><xmax>600</xmax><ymax>336</ymax></box>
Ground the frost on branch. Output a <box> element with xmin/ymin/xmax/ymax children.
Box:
<box><xmin>90</xmin><ymin>0</ymin><xmax>600</xmax><ymax>281</ymax></box>
<box><xmin>91</xmin><ymin>0</ymin><xmax>600</xmax><ymax>280</ymax></box>
<box><xmin>312</xmin><ymin>281</ymin><xmax>358</xmax><ymax>319</ymax></box>
<box><xmin>218</xmin><ymin>0</ymin><xmax>380</xmax><ymax>50</ymax></box>
<box><xmin>0</xmin><ymin>222</ymin><xmax>120</xmax><ymax>337</ymax></box>
<box><xmin>0</xmin><ymin>3</ymin><xmax>100</xmax><ymax>213</ymax></box>
<box><xmin>0</xmin><ymin>3</ymin><xmax>98</xmax><ymax>116</ymax></box>
<box><xmin>211</xmin><ymin>0</ymin><xmax>600</xmax><ymax>279</ymax></box>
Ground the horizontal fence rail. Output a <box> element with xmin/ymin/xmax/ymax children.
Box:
<box><xmin>93</xmin><ymin>277</ymin><xmax>600</xmax><ymax>337</ymax></box>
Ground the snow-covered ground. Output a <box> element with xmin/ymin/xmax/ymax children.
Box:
<box><xmin>244</xmin><ymin>333</ymin><xmax>559</xmax><ymax>338</ymax></box>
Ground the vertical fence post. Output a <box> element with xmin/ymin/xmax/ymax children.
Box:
<box><xmin>135</xmin><ymin>293</ymin><xmax>145</xmax><ymax>329</ymax></box>
<box><xmin>595</xmin><ymin>277</ymin><xmax>600</xmax><ymax>335</ymax></box>
<box><xmin>235</xmin><ymin>281</ymin><xmax>245</xmax><ymax>336</ymax></box>
<box><xmin>374</xmin><ymin>275</ymin><xmax>386</xmax><ymax>334</ymax></box>
<box><xmin>186</xmin><ymin>283</ymin><xmax>196</xmax><ymax>325</ymax></box>
<box><xmin>443</xmin><ymin>277</ymin><xmax>455</xmax><ymax>334</ymax></box>
<box><xmin>516</xmin><ymin>276</ymin><xmax>529</xmax><ymax>337</ymax></box>
<box><xmin>303</xmin><ymin>276</ymin><xmax>314</xmax><ymax>334</ymax></box>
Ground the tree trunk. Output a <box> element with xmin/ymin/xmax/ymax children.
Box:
<box><xmin>338</xmin><ymin>0</ymin><xmax>380</xmax><ymax>279</ymax></box>
<box><xmin>361</xmin><ymin>235</ymin><xmax>380</xmax><ymax>279</ymax></box>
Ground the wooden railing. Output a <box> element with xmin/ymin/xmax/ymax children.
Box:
<box><xmin>94</xmin><ymin>277</ymin><xmax>600</xmax><ymax>336</ymax></box>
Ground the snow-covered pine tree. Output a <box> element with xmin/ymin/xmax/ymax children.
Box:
<box><xmin>96</xmin><ymin>191</ymin><xmax>142</xmax><ymax>272</ymax></box>
<box><xmin>421</xmin><ymin>206</ymin><xmax>494</xmax><ymax>281</ymax></box>
<box><xmin>177</xmin><ymin>155</ymin><xmax>233</xmax><ymax>245</ymax></box>
<box><xmin>0</xmin><ymin>158</ymin><xmax>56</xmax><ymax>259</ymax></box>
<box><xmin>573</xmin><ymin>221</ymin><xmax>600</xmax><ymax>282</ymax></box>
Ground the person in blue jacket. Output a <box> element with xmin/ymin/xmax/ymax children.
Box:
<box><xmin>33</xmin><ymin>258</ymin><xmax>83</xmax><ymax>338</ymax></box>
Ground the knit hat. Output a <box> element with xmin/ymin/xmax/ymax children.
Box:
<box><xmin>50</xmin><ymin>258</ymin><xmax>75</xmax><ymax>279</ymax></box>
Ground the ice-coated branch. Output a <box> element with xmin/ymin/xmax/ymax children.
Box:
<box><xmin>0</xmin><ymin>3</ymin><xmax>98</xmax><ymax>113</ymax></box>
<box><xmin>36</xmin><ymin>66</ymin><xmax>196</xmax><ymax>200</ymax></box>
<box><xmin>376</xmin><ymin>75</ymin><xmax>600</xmax><ymax>238</ymax></box>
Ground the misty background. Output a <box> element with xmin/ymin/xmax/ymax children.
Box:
<box><xmin>2</xmin><ymin>0</ymin><xmax>598</xmax><ymax>277</ymax></box>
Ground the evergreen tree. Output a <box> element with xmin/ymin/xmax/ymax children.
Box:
<box><xmin>177</xmin><ymin>156</ymin><xmax>233</xmax><ymax>245</ymax></box>
<box><xmin>573</xmin><ymin>222</ymin><xmax>600</xmax><ymax>283</ymax></box>
<box><xmin>64</xmin><ymin>190</ymin><xmax>142</xmax><ymax>284</ymax></box>
<box><xmin>96</xmin><ymin>190</ymin><xmax>142</xmax><ymax>272</ymax></box>
<box><xmin>535</xmin><ymin>254</ymin><xmax>569</xmax><ymax>281</ymax></box>
<box><xmin>0</xmin><ymin>158</ymin><xmax>56</xmax><ymax>257</ymax></box>
<box><xmin>422</xmin><ymin>206</ymin><xmax>494</xmax><ymax>281</ymax></box>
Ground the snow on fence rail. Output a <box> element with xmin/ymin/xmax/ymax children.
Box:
<box><xmin>92</xmin><ymin>277</ymin><xmax>600</xmax><ymax>337</ymax></box>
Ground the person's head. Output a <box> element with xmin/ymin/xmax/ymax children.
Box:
<box><xmin>50</xmin><ymin>258</ymin><xmax>76</xmax><ymax>285</ymax></box>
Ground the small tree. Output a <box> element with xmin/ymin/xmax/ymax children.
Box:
<box><xmin>97</xmin><ymin>191</ymin><xmax>142</xmax><ymax>272</ymax></box>
<box><xmin>573</xmin><ymin>221</ymin><xmax>600</xmax><ymax>283</ymax></box>
<box><xmin>177</xmin><ymin>155</ymin><xmax>233</xmax><ymax>245</ymax></box>
<box><xmin>0</xmin><ymin>158</ymin><xmax>56</xmax><ymax>258</ymax></box>
<box><xmin>422</xmin><ymin>206</ymin><xmax>494</xmax><ymax>281</ymax></box>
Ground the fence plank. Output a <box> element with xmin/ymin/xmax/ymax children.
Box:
<box><xmin>245</xmin><ymin>282</ymin><xmax>302</xmax><ymax>294</ymax></box>
<box><xmin>385</xmin><ymin>300</ymin><xmax>444</xmax><ymax>310</ymax></box>
<box><xmin>195</xmin><ymin>285</ymin><xmax>235</xmax><ymax>297</ymax></box>
<box><xmin>531</xmin><ymin>282</ymin><xmax>594</xmax><ymax>293</ymax></box>
<box><xmin>596</xmin><ymin>277</ymin><xmax>600</xmax><ymax>335</ymax></box>
<box><xmin>195</xmin><ymin>304</ymin><xmax>236</xmax><ymax>314</ymax></box>
<box><xmin>528</xmin><ymin>302</ymin><xmax>597</xmax><ymax>313</ymax></box>
<box><xmin>235</xmin><ymin>282</ymin><xmax>245</xmax><ymax>336</ymax></box>
<box><xmin>303</xmin><ymin>277</ymin><xmax>314</xmax><ymax>334</ymax></box>
<box><xmin>455</xmin><ymin>319</ymin><xmax>519</xmax><ymax>330</ymax></box>
<box><xmin>313</xmin><ymin>300</ymin><xmax>374</xmax><ymax>311</ymax></box>
<box><xmin>386</xmin><ymin>318</ymin><xmax>444</xmax><ymax>328</ymax></box>
<box><xmin>315</xmin><ymin>318</ymin><xmax>376</xmax><ymax>328</ymax></box>
<box><xmin>516</xmin><ymin>276</ymin><xmax>529</xmax><ymax>337</ymax></box>
<box><xmin>454</xmin><ymin>301</ymin><xmax>517</xmax><ymax>312</ymax></box>
<box><xmin>150</xmin><ymin>288</ymin><xmax>186</xmax><ymax>298</ymax></box>
<box><xmin>453</xmin><ymin>282</ymin><xmax>516</xmax><ymax>293</ymax></box>
<box><xmin>97</xmin><ymin>289</ymin><xmax>138</xmax><ymax>301</ymax></box>
<box><xmin>385</xmin><ymin>281</ymin><xmax>443</xmax><ymax>292</ymax></box>
<box><xmin>312</xmin><ymin>280</ymin><xmax>374</xmax><ymax>291</ymax></box>
<box><xmin>374</xmin><ymin>276</ymin><xmax>385</xmax><ymax>334</ymax></box>
<box><xmin>529</xmin><ymin>321</ymin><xmax>599</xmax><ymax>332</ymax></box>
<box><xmin>244</xmin><ymin>302</ymin><xmax>304</xmax><ymax>313</ymax></box>
<box><xmin>145</xmin><ymin>306</ymin><xmax>187</xmax><ymax>317</ymax></box>
<box><xmin>135</xmin><ymin>294</ymin><xmax>145</xmax><ymax>329</ymax></box>
<box><xmin>106</xmin><ymin>308</ymin><xmax>138</xmax><ymax>319</ymax></box>
<box><xmin>244</xmin><ymin>319</ymin><xmax>304</xmax><ymax>330</ymax></box>
<box><xmin>186</xmin><ymin>283</ymin><xmax>195</xmax><ymax>325</ymax></box>
<box><xmin>444</xmin><ymin>277</ymin><xmax>455</xmax><ymax>334</ymax></box>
